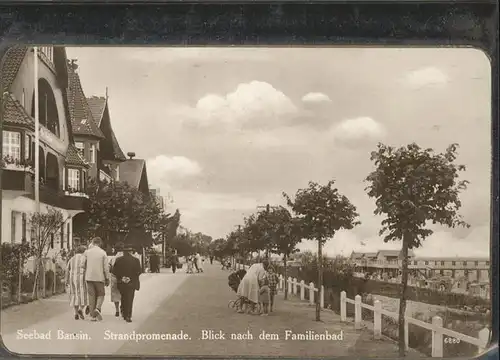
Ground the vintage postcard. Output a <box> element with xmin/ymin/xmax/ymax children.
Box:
<box><xmin>0</xmin><ymin>46</ymin><xmax>492</xmax><ymax>357</ymax></box>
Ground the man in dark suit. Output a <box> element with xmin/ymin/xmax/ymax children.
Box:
<box><xmin>111</xmin><ymin>245</ymin><xmax>142</xmax><ymax>323</ymax></box>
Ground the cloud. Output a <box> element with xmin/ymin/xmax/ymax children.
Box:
<box><xmin>146</xmin><ymin>155</ymin><xmax>202</xmax><ymax>187</ymax></box>
<box><xmin>404</xmin><ymin>66</ymin><xmax>448</xmax><ymax>88</ymax></box>
<box><xmin>302</xmin><ymin>92</ymin><xmax>332</xmax><ymax>103</ymax></box>
<box><xmin>296</xmin><ymin>225</ymin><xmax>489</xmax><ymax>258</ymax></box>
<box><xmin>331</xmin><ymin>116</ymin><xmax>386</xmax><ymax>143</ymax></box>
<box><xmin>182</xmin><ymin>81</ymin><xmax>298</xmax><ymax>129</ymax></box>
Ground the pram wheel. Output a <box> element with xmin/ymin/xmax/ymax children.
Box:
<box><xmin>228</xmin><ymin>300</ymin><xmax>236</xmax><ymax>309</ymax></box>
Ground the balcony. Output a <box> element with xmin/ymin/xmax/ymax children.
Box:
<box><xmin>1</xmin><ymin>163</ymin><xmax>34</xmax><ymax>200</ymax></box>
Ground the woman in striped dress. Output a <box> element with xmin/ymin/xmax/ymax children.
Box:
<box><xmin>65</xmin><ymin>245</ymin><xmax>88</xmax><ymax>320</ymax></box>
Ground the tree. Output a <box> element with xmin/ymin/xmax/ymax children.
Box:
<box><xmin>365</xmin><ymin>142</ymin><xmax>469</xmax><ymax>356</ymax></box>
<box><xmin>84</xmin><ymin>179</ymin><xmax>163</xmax><ymax>247</ymax></box>
<box><xmin>255</xmin><ymin>206</ymin><xmax>303</xmax><ymax>299</ymax></box>
<box><xmin>284</xmin><ymin>181</ymin><xmax>360</xmax><ymax>321</ymax></box>
<box><xmin>29</xmin><ymin>208</ymin><xmax>67</xmax><ymax>299</ymax></box>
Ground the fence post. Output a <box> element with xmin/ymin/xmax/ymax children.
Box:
<box><xmin>374</xmin><ymin>300</ymin><xmax>381</xmax><ymax>339</ymax></box>
<box><xmin>431</xmin><ymin>316</ymin><xmax>443</xmax><ymax>357</ymax></box>
<box><xmin>354</xmin><ymin>295</ymin><xmax>362</xmax><ymax>330</ymax></box>
<box><xmin>478</xmin><ymin>327</ymin><xmax>491</xmax><ymax>354</ymax></box>
<box><xmin>309</xmin><ymin>282</ymin><xmax>314</xmax><ymax>305</ymax></box>
<box><xmin>405</xmin><ymin>307</ymin><xmax>412</xmax><ymax>351</ymax></box>
<box><xmin>340</xmin><ymin>291</ymin><xmax>347</xmax><ymax>322</ymax></box>
<box><xmin>287</xmin><ymin>277</ymin><xmax>292</xmax><ymax>295</ymax></box>
<box><xmin>320</xmin><ymin>285</ymin><xmax>325</xmax><ymax>308</ymax></box>
<box><xmin>279</xmin><ymin>275</ymin><xmax>284</xmax><ymax>291</ymax></box>
<box><xmin>300</xmin><ymin>280</ymin><xmax>305</xmax><ymax>300</ymax></box>
<box><xmin>292</xmin><ymin>278</ymin><xmax>297</xmax><ymax>295</ymax></box>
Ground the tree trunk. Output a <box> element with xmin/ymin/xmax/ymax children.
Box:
<box><xmin>32</xmin><ymin>258</ymin><xmax>40</xmax><ymax>300</ymax></box>
<box><xmin>316</xmin><ymin>240</ymin><xmax>323</xmax><ymax>321</ymax></box>
<box><xmin>398</xmin><ymin>234</ymin><xmax>410</xmax><ymax>357</ymax></box>
<box><xmin>284</xmin><ymin>253</ymin><xmax>288</xmax><ymax>300</ymax></box>
<box><xmin>162</xmin><ymin>233</ymin><xmax>166</xmax><ymax>267</ymax></box>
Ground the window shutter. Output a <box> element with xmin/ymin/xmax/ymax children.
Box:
<box><xmin>11</xmin><ymin>211</ymin><xmax>16</xmax><ymax>244</ymax></box>
<box><xmin>21</xmin><ymin>213</ymin><xmax>27</xmax><ymax>243</ymax></box>
<box><xmin>67</xmin><ymin>223</ymin><xmax>70</xmax><ymax>249</ymax></box>
<box><xmin>60</xmin><ymin>225</ymin><xmax>64</xmax><ymax>249</ymax></box>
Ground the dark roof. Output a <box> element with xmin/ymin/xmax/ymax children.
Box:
<box><xmin>109</xmin><ymin>130</ymin><xmax>127</xmax><ymax>161</ymax></box>
<box><xmin>2</xmin><ymin>92</ymin><xmax>34</xmax><ymax>129</ymax></box>
<box><xmin>377</xmin><ymin>249</ymin><xmax>415</xmax><ymax>258</ymax></box>
<box><xmin>1</xmin><ymin>46</ymin><xmax>28</xmax><ymax>91</ymax></box>
<box><xmin>119</xmin><ymin>159</ymin><xmax>146</xmax><ymax>189</ymax></box>
<box><xmin>87</xmin><ymin>96</ymin><xmax>126</xmax><ymax>162</ymax></box>
<box><xmin>86</xmin><ymin>96</ymin><xmax>106</xmax><ymax>127</ymax></box>
<box><xmin>67</xmin><ymin>65</ymin><xmax>104</xmax><ymax>139</ymax></box>
<box><xmin>350</xmin><ymin>252</ymin><xmax>364</xmax><ymax>259</ymax></box>
<box><xmin>65</xmin><ymin>143</ymin><xmax>90</xmax><ymax>168</ymax></box>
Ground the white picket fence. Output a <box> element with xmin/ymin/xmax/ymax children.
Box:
<box><xmin>236</xmin><ymin>263</ymin><xmax>491</xmax><ymax>357</ymax></box>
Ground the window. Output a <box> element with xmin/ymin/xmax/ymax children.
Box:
<box><xmin>413</xmin><ymin>261</ymin><xmax>417</xmax><ymax>265</ymax></box>
<box><xmin>486</xmin><ymin>261</ymin><xmax>490</xmax><ymax>266</ymax></box>
<box><xmin>30</xmin><ymin>225</ymin><xmax>36</xmax><ymax>246</ymax></box>
<box><xmin>40</xmin><ymin>47</ymin><xmax>53</xmax><ymax>63</ymax></box>
<box><xmin>475</xmin><ymin>261</ymin><xmax>479</xmax><ymax>266</ymax></box>
<box><xmin>463</xmin><ymin>261</ymin><xmax>467</xmax><ymax>266</ymax></box>
<box><xmin>24</xmin><ymin>134</ymin><xmax>31</xmax><ymax>160</ymax></box>
<box><xmin>3</xmin><ymin>131</ymin><xmax>21</xmax><ymax>160</ymax></box>
<box><xmin>425</xmin><ymin>261</ymin><xmax>429</xmax><ymax>265</ymax></box>
<box><xmin>435</xmin><ymin>261</ymin><xmax>439</xmax><ymax>266</ymax></box>
<box><xmin>452</xmin><ymin>261</ymin><xmax>456</xmax><ymax>266</ymax></box>
<box><xmin>75</xmin><ymin>142</ymin><xmax>85</xmax><ymax>158</ymax></box>
<box><xmin>50</xmin><ymin>233</ymin><xmax>54</xmax><ymax>249</ymax></box>
<box><xmin>441</xmin><ymin>261</ymin><xmax>445</xmax><ymax>266</ymax></box>
<box><xmin>90</xmin><ymin>144</ymin><xmax>96</xmax><ymax>164</ymax></box>
<box><xmin>62</xmin><ymin>166</ymin><xmax>66</xmax><ymax>189</ymax></box>
<box><xmin>68</xmin><ymin>168</ymin><xmax>80</xmax><ymax>191</ymax></box>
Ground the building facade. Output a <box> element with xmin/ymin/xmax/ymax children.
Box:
<box><xmin>350</xmin><ymin>250</ymin><xmax>490</xmax><ymax>283</ymax></box>
<box><xmin>1</xmin><ymin>46</ymin><xmax>89</xmax><ymax>256</ymax></box>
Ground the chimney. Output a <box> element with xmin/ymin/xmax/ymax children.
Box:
<box><xmin>127</xmin><ymin>152</ymin><xmax>136</xmax><ymax>159</ymax></box>
<box><xmin>68</xmin><ymin>59</ymin><xmax>78</xmax><ymax>71</ymax></box>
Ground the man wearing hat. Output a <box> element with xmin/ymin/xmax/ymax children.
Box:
<box><xmin>111</xmin><ymin>244</ymin><xmax>142</xmax><ymax>322</ymax></box>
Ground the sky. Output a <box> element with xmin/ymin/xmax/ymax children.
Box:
<box><xmin>66</xmin><ymin>46</ymin><xmax>491</xmax><ymax>258</ymax></box>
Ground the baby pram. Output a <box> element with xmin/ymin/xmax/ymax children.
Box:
<box><xmin>227</xmin><ymin>269</ymin><xmax>247</xmax><ymax>310</ymax></box>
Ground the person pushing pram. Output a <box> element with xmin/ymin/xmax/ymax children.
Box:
<box><xmin>227</xmin><ymin>269</ymin><xmax>247</xmax><ymax>311</ymax></box>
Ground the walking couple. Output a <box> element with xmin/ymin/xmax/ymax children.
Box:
<box><xmin>65</xmin><ymin>238</ymin><xmax>141</xmax><ymax>323</ymax></box>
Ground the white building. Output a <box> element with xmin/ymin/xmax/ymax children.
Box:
<box><xmin>1</xmin><ymin>46</ymin><xmax>89</xmax><ymax>258</ymax></box>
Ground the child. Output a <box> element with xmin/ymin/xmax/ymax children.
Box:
<box><xmin>266</xmin><ymin>267</ymin><xmax>279</xmax><ymax>312</ymax></box>
<box><xmin>259</xmin><ymin>277</ymin><xmax>270</xmax><ymax>316</ymax></box>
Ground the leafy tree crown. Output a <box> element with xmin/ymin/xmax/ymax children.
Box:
<box><xmin>365</xmin><ymin>142</ymin><xmax>470</xmax><ymax>248</ymax></box>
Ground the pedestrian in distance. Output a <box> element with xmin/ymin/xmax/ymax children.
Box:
<box><xmin>112</xmin><ymin>244</ymin><xmax>142</xmax><ymax>323</ymax></box>
<box><xmin>84</xmin><ymin>237</ymin><xmax>110</xmax><ymax>321</ymax></box>
<box><xmin>171</xmin><ymin>251</ymin><xmax>178</xmax><ymax>274</ymax></box>
<box><xmin>109</xmin><ymin>242</ymin><xmax>124</xmax><ymax>317</ymax></box>
<box><xmin>210</xmin><ymin>255</ymin><xmax>214</xmax><ymax>265</ymax></box>
<box><xmin>199</xmin><ymin>256</ymin><xmax>205</xmax><ymax>273</ymax></box>
<box><xmin>65</xmin><ymin>245</ymin><xmax>88</xmax><ymax>320</ymax></box>
<box><xmin>194</xmin><ymin>253</ymin><xmax>200</xmax><ymax>273</ymax></box>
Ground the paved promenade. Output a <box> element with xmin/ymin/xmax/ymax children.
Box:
<box><xmin>1</xmin><ymin>263</ymin><xmax>424</xmax><ymax>357</ymax></box>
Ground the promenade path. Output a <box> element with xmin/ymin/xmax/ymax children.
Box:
<box><xmin>1</xmin><ymin>263</ymin><xmax>424</xmax><ymax>357</ymax></box>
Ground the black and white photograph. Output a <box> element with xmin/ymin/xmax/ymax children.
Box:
<box><xmin>0</xmin><ymin>46</ymin><xmax>492</xmax><ymax>357</ymax></box>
